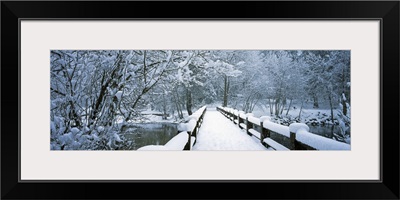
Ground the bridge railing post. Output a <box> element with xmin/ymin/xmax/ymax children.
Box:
<box><xmin>193</xmin><ymin>121</ymin><xmax>199</xmax><ymax>138</ymax></box>
<box><xmin>237</xmin><ymin>110</ymin><xmax>240</xmax><ymax>124</ymax></box>
<box><xmin>260</xmin><ymin>116</ymin><xmax>271</xmax><ymax>143</ymax></box>
<box><xmin>183</xmin><ymin>106</ymin><xmax>208</xmax><ymax>150</ymax></box>
<box><xmin>184</xmin><ymin>131</ymin><xmax>191</xmax><ymax>150</ymax></box>
<box><xmin>246</xmin><ymin>116</ymin><xmax>253</xmax><ymax>136</ymax></box>
<box><xmin>288</xmin><ymin>123</ymin><xmax>309</xmax><ymax>150</ymax></box>
<box><xmin>289</xmin><ymin>131</ymin><xmax>296</xmax><ymax>150</ymax></box>
<box><xmin>238</xmin><ymin>113</ymin><xmax>242</xmax><ymax>128</ymax></box>
<box><xmin>233</xmin><ymin>110</ymin><xmax>236</xmax><ymax>124</ymax></box>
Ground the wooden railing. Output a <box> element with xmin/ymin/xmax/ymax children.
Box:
<box><xmin>217</xmin><ymin>106</ymin><xmax>350</xmax><ymax>150</ymax></box>
<box><xmin>183</xmin><ymin>106</ymin><xmax>207</xmax><ymax>150</ymax></box>
<box><xmin>137</xmin><ymin>106</ymin><xmax>207</xmax><ymax>151</ymax></box>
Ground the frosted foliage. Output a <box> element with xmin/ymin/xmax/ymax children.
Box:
<box><xmin>50</xmin><ymin>50</ymin><xmax>350</xmax><ymax>150</ymax></box>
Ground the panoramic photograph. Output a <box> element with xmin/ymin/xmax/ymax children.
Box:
<box><xmin>50</xmin><ymin>50</ymin><xmax>351</xmax><ymax>151</ymax></box>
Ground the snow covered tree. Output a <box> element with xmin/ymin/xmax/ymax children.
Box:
<box><xmin>262</xmin><ymin>51</ymin><xmax>297</xmax><ymax>116</ymax></box>
<box><xmin>50</xmin><ymin>49</ymin><xmax>351</xmax><ymax>150</ymax></box>
<box><xmin>206</xmin><ymin>50</ymin><xmax>242</xmax><ymax>107</ymax></box>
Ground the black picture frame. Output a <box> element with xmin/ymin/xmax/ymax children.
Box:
<box><xmin>2</xmin><ymin>1</ymin><xmax>399</xmax><ymax>199</ymax></box>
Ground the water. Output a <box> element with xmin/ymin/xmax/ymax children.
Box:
<box><xmin>121</xmin><ymin>123</ymin><xmax>178</xmax><ymax>150</ymax></box>
<box><xmin>309</xmin><ymin>125</ymin><xmax>350</xmax><ymax>143</ymax></box>
<box><xmin>309</xmin><ymin>125</ymin><xmax>338</xmax><ymax>138</ymax></box>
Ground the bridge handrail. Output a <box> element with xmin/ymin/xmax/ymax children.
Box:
<box><xmin>137</xmin><ymin>106</ymin><xmax>207</xmax><ymax>151</ymax></box>
<box><xmin>183</xmin><ymin>106</ymin><xmax>207</xmax><ymax>150</ymax></box>
<box><xmin>217</xmin><ymin>106</ymin><xmax>350</xmax><ymax>150</ymax></box>
<box><xmin>137</xmin><ymin>131</ymin><xmax>189</xmax><ymax>151</ymax></box>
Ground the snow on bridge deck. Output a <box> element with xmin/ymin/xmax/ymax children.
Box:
<box><xmin>192</xmin><ymin>109</ymin><xmax>267</xmax><ymax>151</ymax></box>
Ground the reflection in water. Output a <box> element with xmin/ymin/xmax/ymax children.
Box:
<box><xmin>122</xmin><ymin>123</ymin><xmax>178</xmax><ymax>150</ymax></box>
<box><xmin>309</xmin><ymin>125</ymin><xmax>350</xmax><ymax>143</ymax></box>
<box><xmin>309</xmin><ymin>125</ymin><xmax>337</xmax><ymax>138</ymax></box>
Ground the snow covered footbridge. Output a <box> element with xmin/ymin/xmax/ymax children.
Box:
<box><xmin>192</xmin><ymin>108</ymin><xmax>266</xmax><ymax>150</ymax></box>
<box><xmin>138</xmin><ymin>106</ymin><xmax>350</xmax><ymax>151</ymax></box>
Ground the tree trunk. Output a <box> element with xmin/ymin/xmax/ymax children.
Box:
<box><xmin>223</xmin><ymin>75</ymin><xmax>229</xmax><ymax>107</ymax></box>
<box><xmin>68</xmin><ymin>100</ymin><xmax>81</xmax><ymax>127</ymax></box>
<box><xmin>274</xmin><ymin>98</ymin><xmax>280</xmax><ymax>116</ymax></box>
<box><xmin>268</xmin><ymin>99</ymin><xmax>273</xmax><ymax>115</ymax></box>
<box><xmin>186</xmin><ymin>88</ymin><xmax>192</xmax><ymax>116</ymax></box>
<box><xmin>298</xmin><ymin>100</ymin><xmax>304</xmax><ymax>121</ymax></box>
<box><xmin>172</xmin><ymin>90</ymin><xmax>183</xmax><ymax>119</ymax></box>
<box><xmin>243</xmin><ymin>95</ymin><xmax>251</xmax><ymax>113</ymax></box>
<box><xmin>313</xmin><ymin>94</ymin><xmax>319</xmax><ymax>108</ymax></box>
<box><xmin>280</xmin><ymin>98</ymin><xmax>286</xmax><ymax>115</ymax></box>
<box><xmin>285</xmin><ymin>99</ymin><xmax>293</xmax><ymax>116</ymax></box>
<box><xmin>328</xmin><ymin>94</ymin><xmax>334</xmax><ymax>123</ymax></box>
<box><xmin>342</xmin><ymin>92</ymin><xmax>347</xmax><ymax>116</ymax></box>
<box><xmin>162</xmin><ymin>93</ymin><xmax>167</xmax><ymax>120</ymax></box>
<box><xmin>90</xmin><ymin>71</ymin><xmax>108</xmax><ymax>125</ymax></box>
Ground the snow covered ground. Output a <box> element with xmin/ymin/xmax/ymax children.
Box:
<box><xmin>252</xmin><ymin>103</ymin><xmax>349</xmax><ymax>126</ymax></box>
<box><xmin>115</xmin><ymin>110</ymin><xmax>190</xmax><ymax>124</ymax></box>
<box><xmin>192</xmin><ymin>110</ymin><xmax>267</xmax><ymax>151</ymax></box>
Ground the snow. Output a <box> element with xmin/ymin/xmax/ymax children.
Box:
<box><xmin>193</xmin><ymin>106</ymin><xmax>207</xmax><ymax>115</ymax></box>
<box><xmin>263</xmin><ymin>138</ymin><xmax>290</xmax><ymax>151</ymax></box>
<box><xmin>92</xmin><ymin>133</ymin><xmax>99</xmax><ymax>141</ymax></box>
<box><xmin>289</xmin><ymin>123</ymin><xmax>309</xmax><ymax>133</ymax></box>
<box><xmin>164</xmin><ymin>131</ymin><xmax>189</xmax><ymax>150</ymax></box>
<box><xmin>192</xmin><ymin>111</ymin><xmax>267</xmax><ymax>150</ymax></box>
<box><xmin>141</xmin><ymin>110</ymin><xmax>163</xmax><ymax>115</ymax></box>
<box><xmin>176</xmin><ymin>106</ymin><xmax>207</xmax><ymax>132</ymax></box>
<box><xmin>239</xmin><ymin>123</ymin><xmax>247</xmax><ymax>129</ymax></box>
<box><xmin>137</xmin><ymin>131</ymin><xmax>189</xmax><ymax>151</ymax></box>
<box><xmin>177</xmin><ymin>123</ymin><xmax>187</xmax><ymax>132</ymax></box>
<box><xmin>71</xmin><ymin>127</ymin><xmax>80</xmax><ymax>134</ymax></box>
<box><xmin>239</xmin><ymin>113</ymin><xmax>246</xmax><ymax>120</ymax></box>
<box><xmin>97</xmin><ymin>126</ymin><xmax>105</xmax><ymax>133</ymax></box>
<box><xmin>112</xmin><ymin>132</ymin><xmax>122</xmax><ymax>142</ymax></box>
<box><xmin>50</xmin><ymin>50</ymin><xmax>350</xmax><ymax>151</ymax></box>
<box><xmin>190</xmin><ymin>136</ymin><xmax>196</xmax><ymax>148</ymax></box>
<box><xmin>232</xmin><ymin>110</ymin><xmax>238</xmax><ymax>115</ymax></box>
<box><xmin>248</xmin><ymin>116</ymin><xmax>260</xmax><ymax>125</ymax></box>
<box><xmin>236</xmin><ymin>61</ymin><xmax>245</xmax><ymax>66</ymax></box>
<box><xmin>186</xmin><ymin>119</ymin><xmax>197</xmax><ymax>132</ymax></box>
<box><xmin>67</xmin><ymin>69</ymin><xmax>74</xmax><ymax>76</ymax></box>
<box><xmin>59</xmin><ymin>133</ymin><xmax>74</xmax><ymax>145</ymax></box>
<box><xmin>296</xmin><ymin>129</ymin><xmax>351</xmax><ymax>150</ymax></box>
<box><xmin>50</xmin><ymin>121</ymin><xmax>56</xmax><ymax>133</ymax></box>
<box><xmin>248</xmin><ymin>129</ymin><xmax>261</xmax><ymax>139</ymax></box>
<box><xmin>222</xmin><ymin>107</ymin><xmax>349</xmax><ymax>150</ymax></box>
<box><xmin>137</xmin><ymin>145</ymin><xmax>169</xmax><ymax>151</ymax></box>
<box><xmin>260</xmin><ymin>116</ymin><xmax>271</xmax><ymax>123</ymax></box>
<box><xmin>187</xmin><ymin>115</ymin><xmax>199</xmax><ymax>121</ymax></box>
<box><xmin>246</xmin><ymin>113</ymin><xmax>254</xmax><ymax>117</ymax></box>
<box><xmin>115</xmin><ymin>91</ymin><xmax>123</xmax><ymax>100</ymax></box>
<box><xmin>262</xmin><ymin>121</ymin><xmax>290</xmax><ymax>137</ymax></box>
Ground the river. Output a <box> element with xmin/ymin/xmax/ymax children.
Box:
<box><xmin>121</xmin><ymin>123</ymin><xmax>178</xmax><ymax>150</ymax></box>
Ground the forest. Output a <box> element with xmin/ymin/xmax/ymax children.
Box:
<box><xmin>50</xmin><ymin>50</ymin><xmax>350</xmax><ymax>150</ymax></box>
